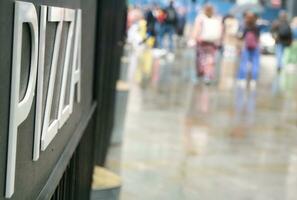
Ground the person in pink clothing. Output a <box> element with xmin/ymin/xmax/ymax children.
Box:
<box><xmin>191</xmin><ymin>4</ymin><xmax>222</xmax><ymax>84</ymax></box>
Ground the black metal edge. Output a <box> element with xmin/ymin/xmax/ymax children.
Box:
<box><xmin>93</xmin><ymin>0</ymin><xmax>127</xmax><ymax>166</ymax></box>
<box><xmin>36</xmin><ymin>103</ymin><xmax>97</xmax><ymax>200</ymax></box>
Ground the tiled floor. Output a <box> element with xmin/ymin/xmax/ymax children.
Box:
<box><xmin>107</xmin><ymin>47</ymin><xmax>297</xmax><ymax>200</ymax></box>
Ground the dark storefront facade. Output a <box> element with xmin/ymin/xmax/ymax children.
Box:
<box><xmin>0</xmin><ymin>0</ymin><xmax>126</xmax><ymax>199</ymax></box>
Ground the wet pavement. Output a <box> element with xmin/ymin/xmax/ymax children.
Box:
<box><xmin>106</xmin><ymin>46</ymin><xmax>297</xmax><ymax>200</ymax></box>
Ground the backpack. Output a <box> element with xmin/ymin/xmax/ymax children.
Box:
<box><xmin>278</xmin><ymin>22</ymin><xmax>292</xmax><ymax>38</ymax></box>
<box><xmin>245</xmin><ymin>31</ymin><xmax>258</xmax><ymax>49</ymax></box>
<box><xmin>199</xmin><ymin>15</ymin><xmax>222</xmax><ymax>43</ymax></box>
<box><xmin>165</xmin><ymin>8</ymin><xmax>177</xmax><ymax>23</ymax></box>
<box><xmin>278</xmin><ymin>22</ymin><xmax>292</xmax><ymax>46</ymax></box>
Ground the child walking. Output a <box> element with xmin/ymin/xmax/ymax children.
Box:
<box><xmin>237</xmin><ymin>12</ymin><xmax>260</xmax><ymax>89</ymax></box>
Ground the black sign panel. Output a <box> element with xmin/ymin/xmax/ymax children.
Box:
<box><xmin>0</xmin><ymin>0</ymin><xmax>98</xmax><ymax>199</ymax></box>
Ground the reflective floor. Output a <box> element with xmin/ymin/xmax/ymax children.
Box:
<box><xmin>107</xmin><ymin>46</ymin><xmax>297</xmax><ymax>200</ymax></box>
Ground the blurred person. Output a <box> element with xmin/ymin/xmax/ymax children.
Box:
<box><xmin>280</xmin><ymin>17</ymin><xmax>297</xmax><ymax>95</ymax></box>
<box><xmin>144</xmin><ymin>4</ymin><xmax>157</xmax><ymax>47</ymax></box>
<box><xmin>127</xmin><ymin>8</ymin><xmax>146</xmax><ymax>83</ymax></box>
<box><xmin>145</xmin><ymin>4</ymin><xmax>156</xmax><ymax>37</ymax></box>
<box><xmin>237</xmin><ymin>11</ymin><xmax>260</xmax><ymax>89</ymax></box>
<box><xmin>222</xmin><ymin>14</ymin><xmax>240</xmax><ymax>51</ymax></box>
<box><xmin>176</xmin><ymin>5</ymin><xmax>187</xmax><ymax>47</ymax></box>
<box><xmin>127</xmin><ymin>9</ymin><xmax>145</xmax><ymax>49</ymax></box>
<box><xmin>191</xmin><ymin>4</ymin><xmax>222</xmax><ymax>84</ymax></box>
<box><xmin>283</xmin><ymin>17</ymin><xmax>297</xmax><ymax>66</ymax></box>
<box><xmin>219</xmin><ymin>14</ymin><xmax>240</xmax><ymax>90</ymax></box>
<box><xmin>157</xmin><ymin>1</ymin><xmax>178</xmax><ymax>51</ymax></box>
<box><xmin>155</xmin><ymin>6</ymin><xmax>167</xmax><ymax>48</ymax></box>
<box><xmin>271</xmin><ymin>11</ymin><xmax>293</xmax><ymax>72</ymax></box>
<box><xmin>127</xmin><ymin>6</ymin><xmax>143</xmax><ymax>29</ymax></box>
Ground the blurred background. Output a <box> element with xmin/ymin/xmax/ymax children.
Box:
<box><xmin>93</xmin><ymin>0</ymin><xmax>297</xmax><ymax>199</ymax></box>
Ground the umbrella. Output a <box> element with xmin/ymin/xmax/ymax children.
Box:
<box><xmin>230</xmin><ymin>3</ymin><xmax>264</xmax><ymax>16</ymax></box>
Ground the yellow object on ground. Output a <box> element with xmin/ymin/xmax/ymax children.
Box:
<box><xmin>92</xmin><ymin>166</ymin><xmax>121</xmax><ymax>190</ymax></box>
<box><xmin>135</xmin><ymin>49</ymin><xmax>153</xmax><ymax>84</ymax></box>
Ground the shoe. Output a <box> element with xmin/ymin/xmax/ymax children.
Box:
<box><xmin>250</xmin><ymin>80</ymin><xmax>257</xmax><ymax>90</ymax></box>
<box><xmin>237</xmin><ymin>79</ymin><xmax>247</xmax><ymax>88</ymax></box>
<box><xmin>167</xmin><ymin>52</ymin><xmax>175</xmax><ymax>61</ymax></box>
<box><xmin>203</xmin><ymin>77</ymin><xmax>211</xmax><ymax>85</ymax></box>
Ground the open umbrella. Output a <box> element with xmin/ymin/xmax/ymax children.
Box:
<box><xmin>230</xmin><ymin>3</ymin><xmax>264</xmax><ymax>16</ymax></box>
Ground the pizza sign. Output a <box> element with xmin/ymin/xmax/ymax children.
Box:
<box><xmin>6</xmin><ymin>1</ymin><xmax>82</xmax><ymax>198</ymax></box>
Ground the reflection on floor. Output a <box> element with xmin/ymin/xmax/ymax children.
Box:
<box><xmin>106</xmin><ymin>47</ymin><xmax>297</xmax><ymax>200</ymax></box>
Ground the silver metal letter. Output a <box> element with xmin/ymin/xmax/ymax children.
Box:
<box><xmin>6</xmin><ymin>1</ymin><xmax>38</xmax><ymax>198</ymax></box>
<box><xmin>33</xmin><ymin>5</ymin><xmax>47</xmax><ymax>161</ymax></box>
<box><xmin>69</xmin><ymin>9</ymin><xmax>82</xmax><ymax>113</ymax></box>
<box><xmin>41</xmin><ymin>7</ymin><xmax>64</xmax><ymax>151</ymax></box>
<box><xmin>57</xmin><ymin>8</ymin><xmax>75</xmax><ymax>128</ymax></box>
